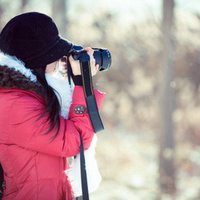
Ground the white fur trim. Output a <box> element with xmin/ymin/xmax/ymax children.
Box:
<box><xmin>0</xmin><ymin>51</ymin><xmax>37</xmax><ymax>82</ymax></box>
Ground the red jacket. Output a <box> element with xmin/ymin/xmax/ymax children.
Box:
<box><xmin>0</xmin><ymin>86</ymin><xmax>105</xmax><ymax>200</ymax></box>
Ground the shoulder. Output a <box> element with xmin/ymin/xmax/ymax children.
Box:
<box><xmin>0</xmin><ymin>89</ymin><xmax>45</xmax><ymax>126</ymax></box>
<box><xmin>0</xmin><ymin>88</ymin><xmax>45</xmax><ymax>109</ymax></box>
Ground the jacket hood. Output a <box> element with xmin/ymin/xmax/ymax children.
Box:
<box><xmin>0</xmin><ymin>51</ymin><xmax>42</xmax><ymax>94</ymax></box>
<box><xmin>0</xmin><ymin>51</ymin><xmax>37</xmax><ymax>82</ymax></box>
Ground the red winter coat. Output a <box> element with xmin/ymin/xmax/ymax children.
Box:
<box><xmin>0</xmin><ymin>86</ymin><xmax>104</xmax><ymax>200</ymax></box>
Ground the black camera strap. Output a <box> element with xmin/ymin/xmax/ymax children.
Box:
<box><xmin>77</xmin><ymin>53</ymin><xmax>104</xmax><ymax>200</ymax></box>
<box><xmin>80</xmin><ymin>58</ymin><xmax>104</xmax><ymax>133</ymax></box>
<box><xmin>79</xmin><ymin>134</ymin><xmax>89</xmax><ymax>200</ymax></box>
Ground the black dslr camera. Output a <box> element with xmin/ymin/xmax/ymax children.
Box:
<box><xmin>67</xmin><ymin>45</ymin><xmax>111</xmax><ymax>133</ymax></box>
<box><xmin>69</xmin><ymin>45</ymin><xmax>112</xmax><ymax>71</ymax></box>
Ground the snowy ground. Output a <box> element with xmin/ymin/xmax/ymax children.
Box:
<box><xmin>89</xmin><ymin>130</ymin><xmax>200</xmax><ymax>200</ymax></box>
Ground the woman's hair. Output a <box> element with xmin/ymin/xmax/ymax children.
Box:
<box><xmin>0</xmin><ymin>65</ymin><xmax>62</xmax><ymax>140</ymax></box>
<box><xmin>32</xmin><ymin>67</ymin><xmax>61</xmax><ymax>140</ymax></box>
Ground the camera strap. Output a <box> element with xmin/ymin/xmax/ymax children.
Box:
<box><xmin>76</xmin><ymin>54</ymin><xmax>104</xmax><ymax>200</ymax></box>
<box><xmin>79</xmin><ymin>134</ymin><xmax>89</xmax><ymax>200</ymax></box>
<box><xmin>79</xmin><ymin>54</ymin><xmax>104</xmax><ymax>133</ymax></box>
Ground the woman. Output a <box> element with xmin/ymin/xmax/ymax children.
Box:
<box><xmin>0</xmin><ymin>12</ymin><xmax>104</xmax><ymax>200</ymax></box>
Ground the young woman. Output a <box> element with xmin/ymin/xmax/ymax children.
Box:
<box><xmin>0</xmin><ymin>12</ymin><xmax>104</xmax><ymax>200</ymax></box>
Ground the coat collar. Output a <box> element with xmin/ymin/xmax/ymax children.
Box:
<box><xmin>0</xmin><ymin>51</ymin><xmax>37</xmax><ymax>82</ymax></box>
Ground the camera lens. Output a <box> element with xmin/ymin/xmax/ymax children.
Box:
<box><xmin>93</xmin><ymin>48</ymin><xmax>111</xmax><ymax>71</ymax></box>
<box><xmin>70</xmin><ymin>45</ymin><xmax>111</xmax><ymax>71</ymax></box>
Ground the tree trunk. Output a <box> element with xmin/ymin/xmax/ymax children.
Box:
<box><xmin>159</xmin><ymin>0</ymin><xmax>176</xmax><ymax>197</ymax></box>
<box><xmin>20</xmin><ymin>0</ymin><xmax>29</xmax><ymax>12</ymax></box>
<box><xmin>52</xmin><ymin>0</ymin><xmax>68</xmax><ymax>36</ymax></box>
<box><xmin>0</xmin><ymin>1</ymin><xmax>4</xmax><ymax>31</ymax></box>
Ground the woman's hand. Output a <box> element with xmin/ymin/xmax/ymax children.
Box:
<box><xmin>69</xmin><ymin>47</ymin><xmax>99</xmax><ymax>77</ymax></box>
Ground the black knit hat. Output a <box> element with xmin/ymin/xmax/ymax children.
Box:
<box><xmin>0</xmin><ymin>12</ymin><xmax>73</xmax><ymax>69</ymax></box>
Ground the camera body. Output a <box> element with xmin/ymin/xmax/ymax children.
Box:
<box><xmin>69</xmin><ymin>45</ymin><xmax>111</xmax><ymax>71</ymax></box>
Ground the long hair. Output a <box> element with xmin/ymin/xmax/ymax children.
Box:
<box><xmin>32</xmin><ymin>66</ymin><xmax>61</xmax><ymax>140</ymax></box>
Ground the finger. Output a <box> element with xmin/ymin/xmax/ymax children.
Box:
<box><xmin>96</xmin><ymin>64</ymin><xmax>99</xmax><ymax>71</ymax></box>
<box><xmin>69</xmin><ymin>55</ymin><xmax>74</xmax><ymax>62</ymax></box>
<box><xmin>84</xmin><ymin>47</ymin><xmax>93</xmax><ymax>52</ymax></box>
<box><xmin>91</xmin><ymin>67</ymin><xmax>98</xmax><ymax>76</ymax></box>
<box><xmin>84</xmin><ymin>47</ymin><xmax>94</xmax><ymax>57</ymax></box>
<box><xmin>95</xmin><ymin>65</ymin><xmax>99</xmax><ymax>74</ymax></box>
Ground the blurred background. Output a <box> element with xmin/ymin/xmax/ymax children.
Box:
<box><xmin>0</xmin><ymin>0</ymin><xmax>200</xmax><ymax>199</ymax></box>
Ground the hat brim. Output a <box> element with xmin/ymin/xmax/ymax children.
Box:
<box><xmin>25</xmin><ymin>38</ymin><xmax>73</xmax><ymax>69</ymax></box>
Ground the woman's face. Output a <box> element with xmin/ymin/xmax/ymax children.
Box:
<box><xmin>45</xmin><ymin>57</ymin><xmax>68</xmax><ymax>79</ymax></box>
<box><xmin>45</xmin><ymin>61</ymin><xmax>56</xmax><ymax>73</ymax></box>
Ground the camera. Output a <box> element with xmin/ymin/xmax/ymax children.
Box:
<box><xmin>69</xmin><ymin>45</ymin><xmax>111</xmax><ymax>71</ymax></box>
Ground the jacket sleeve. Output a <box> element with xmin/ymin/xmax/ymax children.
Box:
<box><xmin>8</xmin><ymin>86</ymin><xmax>105</xmax><ymax>157</ymax></box>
